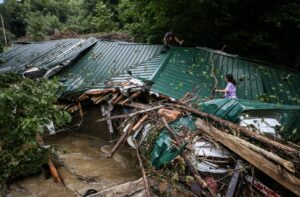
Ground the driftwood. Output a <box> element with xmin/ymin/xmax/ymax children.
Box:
<box><xmin>226</xmin><ymin>160</ymin><xmax>243</xmax><ymax>197</ymax></box>
<box><xmin>195</xmin><ymin>119</ymin><xmax>300</xmax><ymax>196</ymax></box>
<box><xmin>96</xmin><ymin>105</ymin><xmax>164</xmax><ymax>122</ymax></box>
<box><xmin>162</xmin><ymin>118</ymin><xmax>216</xmax><ymax>197</ymax></box>
<box><xmin>233</xmin><ymin>135</ymin><xmax>295</xmax><ymax>173</ymax></box>
<box><xmin>108</xmin><ymin>114</ymin><xmax>149</xmax><ymax>158</ymax></box>
<box><xmin>168</xmin><ymin>103</ymin><xmax>299</xmax><ymax>157</ymax></box>
<box><xmin>134</xmin><ymin>141</ymin><xmax>151</xmax><ymax>197</ymax></box>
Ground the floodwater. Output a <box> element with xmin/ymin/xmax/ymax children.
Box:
<box><xmin>6</xmin><ymin>107</ymin><xmax>141</xmax><ymax>196</ymax></box>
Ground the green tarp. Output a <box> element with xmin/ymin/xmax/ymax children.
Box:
<box><xmin>150</xmin><ymin>116</ymin><xmax>197</xmax><ymax>168</ymax></box>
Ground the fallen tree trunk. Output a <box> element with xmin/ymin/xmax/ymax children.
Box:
<box><xmin>134</xmin><ymin>141</ymin><xmax>151</xmax><ymax>197</ymax></box>
<box><xmin>168</xmin><ymin>103</ymin><xmax>299</xmax><ymax>157</ymax></box>
<box><xmin>233</xmin><ymin>135</ymin><xmax>295</xmax><ymax>173</ymax></box>
<box><xmin>195</xmin><ymin>119</ymin><xmax>300</xmax><ymax>196</ymax></box>
<box><xmin>162</xmin><ymin>118</ymin><xmax>216</xmax><ymax>197</ymax></box>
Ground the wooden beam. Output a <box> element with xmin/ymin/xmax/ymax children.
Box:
<box><xmin>168</xmin><ymin>103</ymin><xmax>299</xmax><ymax>157</ymax></box>
<box><xmin>195</xmin><ymin>119</ymin><xmax>300</xmax><ymax>196</ymax></box>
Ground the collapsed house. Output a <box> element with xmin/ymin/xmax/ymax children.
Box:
<box><xmin>1</xmin><ymin>38</ymin><xmax>300</xmax><ymax>196</ymax></box>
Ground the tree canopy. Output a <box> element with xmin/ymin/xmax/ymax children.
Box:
<box><xmin>0</xmin><ymin>0</ymin><xmax>299</xmax><ymax>70</ymax></box>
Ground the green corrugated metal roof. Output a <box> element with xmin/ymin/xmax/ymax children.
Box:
<box><xmin>58</xmin><ymin>41</ymin><xmax>163</xmax><ymax>97</ymax></box>
<box><xmin>150</xmin><ymin>47</ymin><xmax>300</xmax><ymax>105</ymax></box>
<box><xmin>0</xmin><ymin>38</ymin><xmax>97</xmax><ymax>74</ymax></box>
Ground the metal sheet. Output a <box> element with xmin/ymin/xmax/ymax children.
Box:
<box><xmin>150</xmin><ymin>47</ymin><xmax>300</xmax><ymax>105</ymax></box>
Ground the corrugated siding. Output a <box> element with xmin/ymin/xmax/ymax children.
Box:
<box><xmin>0</xmin><ymin>38</ymin><xmax>97</xmax><ymax>73</ymax></box>
<box><xmin>58</xmin><ymin>41</ymin><xmax>162</xmax><ymax>96</ymax></box>
<box><xmin>151</xmin><ymin>47</ymin><xmax>300</xmax><ymax>105</ymax></box>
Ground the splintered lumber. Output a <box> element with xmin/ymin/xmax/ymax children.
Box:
<box><xmin>134</xmin><ymin>141</ymin><xmax>151</xmax><ymax>197</ymax></box>
<box><xmin>113</xmin><ymin>94</ymin><xmax>124</xmax><ymax>105</ymax></box>
<box><xmin>120</xmin><ymin>91</ymin><xmax>141</xmax><ymax>105</ymax></box>
<box><xmin>77</xmin><ymin>101</ymin><xmax>84</xmax><ymax>119</ymax></box>
<box><xmin>108</xmin><ymin>121</ymin><xmax>134</xmax><ymax>158</ymax></box>
<box><xmin>108</xmin><ymin>114</ymin><xmax>149</xmax><ymax>158</ymax></box>
<box><xmin>96</xmin><ymin>105</ymin><xmax>164</xmax><ymax>122</ymax></box>
<box><xmin>195</xmin><ymin>119</ymin><xmax>300</xmax><ymax>196</ymax></box>
<box><xmin>122</xmin><ymin>102</ymin><xmax>152</xmax><ymax>110</ymax></box>
<box><xmin>85</xmin><ymin>88</ymin><xmax>116</xmax><ymax>95</ymax></box>
<box><xmin>168</xmin><ymin>103</ymin><xmax>299</xmax><ymax>157</ymax></box>
<box><xmin>158</xmin><ymin>108</ymin><xmax>182</xmax><ymax>122</ymax></box>
<box><xmin>162</xmin><ymin>118</ymin><xmax>216</xmax><ymax>197</ymax></box>
<box><xmin>226</xmin><ymin>160</ymin><xmax>243</xmax><ymax>197</ymax></box>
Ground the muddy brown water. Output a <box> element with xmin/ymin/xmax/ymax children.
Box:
<box><xmin>6</xmin><ymin>107</ymin><xmax>141</xmax><ymax>196</ymax></box>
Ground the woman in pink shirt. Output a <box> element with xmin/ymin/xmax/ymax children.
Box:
<box><xmin>215</xmin><ymin>74</ymin><xmax>237</xmax><ymax>98</ymax></box>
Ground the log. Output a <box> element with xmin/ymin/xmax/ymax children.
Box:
<box><xmin>162</xmin><ymin>118</ymin><xmax>216</xmax><ymax>197</ymax></box>
<box><xmin>96</xmin><ymin>105</ymin><xmax>164</xmax><ymax>122</ymax></box>
<box><xmin>134</xmin><ymin>141</ymin><xmax>151</xmax><ymax>197</ymax></box>
<box><xmin>195</xmin><ymin>119</ymin><xmax>300</xmax><ymax>196</ymax></box>
<box><xmin>108</xmin><ymin>114</ymin><xmax>148</xmax><ymax>158</ymax></box>
<box><xmin>233</xmin><ymin>135</ymin><xmax>295</xmax><ymax>173</ymax></box>
<box><xmin>168</xmin><ymin>103</ymin><xmax>299</xmax><ymax>157</ymax></box>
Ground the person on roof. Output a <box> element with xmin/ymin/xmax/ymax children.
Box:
<box><xmin>215</xmin><ymin>74</ymin><xmax>237</xmax><ymax>98</ymax></box>
<box><xmin>162</xmin><ymin>30</ymin><xmax>184</xmax><ymax>52</ymax></box>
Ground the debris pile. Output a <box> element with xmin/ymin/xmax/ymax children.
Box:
<box><xmin>61</xmin><ymin>78</ymin><xmax>300</xmax><ymax>197</ymax></box>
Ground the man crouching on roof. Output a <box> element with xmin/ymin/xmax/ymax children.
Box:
<box><xmin>162</xmin><ymin>30</ymin><xmax>184</xmax><ymax>52</ymax></box>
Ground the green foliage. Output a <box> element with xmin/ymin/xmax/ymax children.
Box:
<box><xmin>0</xmin><ymin>0</ymin><xmax>300</xmax><ymax>70</ymax></box>
<box><xmin>0</xmin><ymin>73</ymin><xmax>71</xmax><ymax>185</ymax></box>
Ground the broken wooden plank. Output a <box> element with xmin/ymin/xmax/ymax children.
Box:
<box><xmin>195</xmin><ymin>119</ymin><xmax>300</xmax><ymax>196</ymax></box>
<box><xmin>226</xmin><ymin>160</ymin><xmax>243</xmax><ymax>197</ymax></box>
<box><xmin>120</xmin><ymin>91</ymin><xmax>141</xmax><ymax>105</ymax></box>
<box><xmin>108</xmin><ymin>114</ymin><xmax>149</xmax><ymax>158</ymax></box>
<box><xmin>122</xmin><ymin>102</ymin><xmax>152</xmax><ymax>110</ymax></box>
<box><xmin>134</xmin><ymin>141</ymin><xmax>151</xmax><ymax>197</ymax></box>
<box><xmin>168</xmin><ymin>103</ymin><xmax>299</xmax><ymax>157</ymax></box>
<box><xmin>96</xmin><ymin>105</ymin><xmax>164</xmax><ymax>122</ymax></box>
<box><xmin>107</xmin><ymin>121</ymin><xmax>135</xmax><ymax>158</ymax></box>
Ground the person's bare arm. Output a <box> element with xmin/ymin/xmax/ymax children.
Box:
<box><xmin>215</xmin><ymin>88</ymin><xmax>227</xmax><ymax>93</ymax></box>
<box><xmin>174</xmin><ymin>37</ymin><xmax>184</xmax><ymax>45</ymax></box>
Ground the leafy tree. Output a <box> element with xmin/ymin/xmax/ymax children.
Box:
<box><xmin>0</xmin><ymin>73</ymin><xmax>71</xmax><ymax>193</ymax></box>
